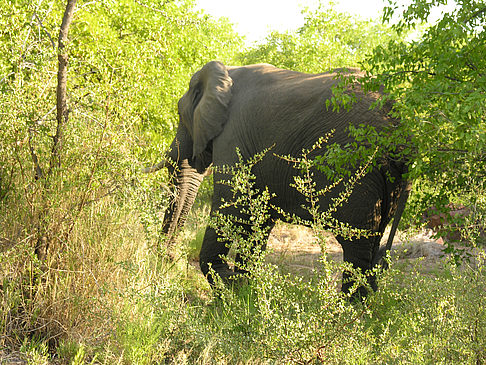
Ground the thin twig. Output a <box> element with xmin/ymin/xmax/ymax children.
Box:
<box><xmin>33</xmin><ymin>11</ymin><xmax>56</xmax><ymax>50</ymax></box>
<box><xmin>0</xmin><ymin>72</ymin><xmax>15</xmax><ymax>85</ymax></box>
<box><xmin>384</xmin><ymin>69</ymin><xmax>464</xmax><ymax>83</ymax></box>
<box><xmin>465</xmin><ymin>5</ymin><xmax>486</xmax><ymax>23</ymax></box>
<box><xmin>74</xmin><ymin>0</ymin><xmax>97</xmax><ymax>13</ymax></box>
<box><xmin>314</xmin><ymin>303</ymin><xmax>370</xmax><ymax>363</ymax></box>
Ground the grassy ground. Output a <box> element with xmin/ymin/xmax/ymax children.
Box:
<box><xmin>1</xmin><ymin>195</ymin><xmax>485</xmax><ymax>364</ymax></box>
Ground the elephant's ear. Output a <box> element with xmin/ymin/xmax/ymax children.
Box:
<box><xmin>192</xmin><ymin>61</ymin><xmax>233</xmax><ymax>158</ymax></box>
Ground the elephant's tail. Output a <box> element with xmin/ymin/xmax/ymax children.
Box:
<box><xmin>374</xmin><ymin>179</ymin><xmax>412</xmax><ymax>269</ymax></box>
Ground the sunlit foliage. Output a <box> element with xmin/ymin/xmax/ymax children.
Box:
<box><xmin>0</xmin><ymin>0</ymin><xmax>241</xmax><ymax>356</ymax></box>
<box><xmin>240</xmin><ymin>3</ymin><xmax>398</xmax><ymax>73</ymax></box>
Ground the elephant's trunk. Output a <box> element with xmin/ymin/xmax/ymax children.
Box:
<box><xmin>162</xmin><ymin>158</ymin><xmax>204</xmax><ymax>246</ymax></box>
<box><xmin>145</xmin><ymin>124</ymin><xmax>207</xmax><ymax>255</ymax></box>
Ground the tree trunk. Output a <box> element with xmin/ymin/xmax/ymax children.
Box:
<box><xmin>49</xmin><ymin>0</ymin><xmax>76</xmax><ymax>176</ymax></box>
<box><xmin>36</xmin><ymin>0</ymin><xmax>77</xmax><ymax>262</ymax></box>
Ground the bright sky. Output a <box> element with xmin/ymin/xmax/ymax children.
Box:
<box><xmin>195</xmin><ymin>0</ymin><xmax>387</xmax><ymax>45</ymax></box>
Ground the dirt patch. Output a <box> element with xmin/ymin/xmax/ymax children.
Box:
<box><xmin>265</xmin><ymin>222</ymin><xmax>470</xmax><ymax>276</ymax></box>
<box><xmin>266</xmin><ymin>224</ymin><xmax>339</xmax><ymax>275</ymax></box>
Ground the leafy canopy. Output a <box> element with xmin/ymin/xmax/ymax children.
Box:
<box><xmin>359</xmin><ymin>0</ymin><xmax>485</xmax><ymax>242</ymax></box>
<box><xmin>240</xmin><ymin>2</ymin><xmax>399</xmax><ymax>73</ymax></box>
<box><xmin>0</xmin><ymin>0</ymin><xmax>243</xmax><ymax>197</ymax></box>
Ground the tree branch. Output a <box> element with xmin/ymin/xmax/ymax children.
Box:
<box><xmin>465</xmin><ymin>5</ymin><xmax>486</xmax><ymax>23</ymax></box>
<box><xmin>383</xmin><ymin>69</ymin><xmax>464</xmax><ymax>83</ymax></box>
<box><xmin>28</xmin><ymin>127</ymin><xmax>45</xmax><ymax>180</ymax></box>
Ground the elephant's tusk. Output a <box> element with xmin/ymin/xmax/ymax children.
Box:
<box><xmin>142</xmin><ymin>160</ymin><xmax>166</xmax><ymax>173</ymax></box>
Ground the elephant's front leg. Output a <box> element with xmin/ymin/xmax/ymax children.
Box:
<box><xmin>199</xmin><ymin>190</ymin><xmax>275</xmax><ymax>285</ymax></box>
<box><xmin>199</xmin><ymin>220</ymin><xmax>275</xmax><ymax>285</ymax></box>
<box><xmin>338</xmin><ymin>235</ymin><xmax>382</xmax><ymax>299</ymax></box>
<box><xmin>199</xmin><ymin>225</ymin><xmax>235</xmax><ymax>285</ymax></box>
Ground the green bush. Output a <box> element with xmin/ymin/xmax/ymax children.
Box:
<box><xmin>149</xmin><ymin>147</ymin><xmax>486</xmax><ymax>364</ymax></box>
<box><xmin>360</xmin><ymin>0</ymin><xmax>486</xmax><ymax>249</ymax></box>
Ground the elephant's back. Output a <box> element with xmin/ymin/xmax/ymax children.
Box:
<box><xmin>212</xmin><ymin>64</ymin><xmax>401</xmax><ymax>224</ymax></box>
<box><xmin>229</xmin><ymin>64</ymin><xmax>339</xmax><ymax>104</ymax></box>
<box><xmin>225</xmin><ymin>65</ymin><xmax>391</xmax><ymax>158</ymax></box>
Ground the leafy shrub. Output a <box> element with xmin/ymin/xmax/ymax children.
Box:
<box><xmin>163</xmin><ymin>145</ymin><xmax>486</xmax><ymax>364</ymax></box>
<box><xmin>359</xmin><ymin>0</ymin><xmax>486</xmax><ymax>250</ymax></box>
<box><xmin>0</xmin><ymin>0</ymin><xmax>241</xmax><ymax>359</ymax></box>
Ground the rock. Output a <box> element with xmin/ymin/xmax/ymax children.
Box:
<box><xmin>422</xmin><ymin>204</ymin><xmax>471</xmax><ymax>242</ymax></box>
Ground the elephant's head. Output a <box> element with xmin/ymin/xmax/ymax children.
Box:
<box><xmin>160</xmin><ymin>61</ymin><xmax>233</xmax><ymax>243</ymax></box>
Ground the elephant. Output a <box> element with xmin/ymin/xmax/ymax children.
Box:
<box><xmin>150</xmin><ymin>61</ymin><xmax>410</xmax><ymax>297</ymax></box>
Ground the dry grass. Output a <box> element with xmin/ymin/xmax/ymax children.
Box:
<box><xmin>0</xmin><ymin>193</ymin><xmax>153</xmax><ymax>357</ymax></box>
